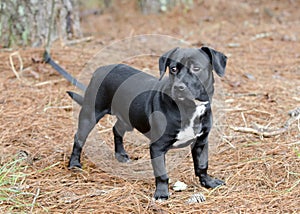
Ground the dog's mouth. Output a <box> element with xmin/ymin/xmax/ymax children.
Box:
<box><xmin>173</xmin><ymin>94</ymin><xmax>191</xmax><ymax>102</ymax></box>
<box><xmin>174</xmin><ymin>94</ymin><xmax>186</xmax><ymax>101</ymax></box>
<box><xmin>172</xmin><ymin>91</ymin><xmax>209</xmax><ymax>107</ymax></box>
<box><xmin>171</xmin><ymin>89</ymin><xmax>194</xmax><ymax>102</ymax></box>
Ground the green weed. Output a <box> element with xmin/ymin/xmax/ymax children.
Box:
<box><xmin>0</xmin><ymin>157</ymin><xmax>34</xmax><ymax>212</ymax></box>
<box><xmin>294</xmin><ymin>146</ymin><xmax>300</xmax><ymax>158</ymax></box>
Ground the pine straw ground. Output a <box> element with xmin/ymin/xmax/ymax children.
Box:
<box><xmin>0</xmin><ymin>0</ymin><xmax>300</xmax><ymax>213</ymax></box>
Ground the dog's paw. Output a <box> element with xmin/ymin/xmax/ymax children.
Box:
<box><xmin>68</xmin><ymin>165</ymin><xmax>83</xmax><ymax>172</ymax></box>
<box><xmin>115</xmin><ymin>152</ymin><xmax>130</xmax><ymax>163</ymax></box>
<box><xmin>68</xmin><ymin>160</ymin><xmax>82</xmax><ymax>170</ymax></box>
<box><xmin>153</xmin><ymin>190</ymin><xmax>169</xmax><ymax>201</ymax></box>
<box><xmin>200</xmin><ymin>175</ymin><xmax>225</xmax><ymax>189</ymax></box>
<box><xmin>154</xmin><ymin>180</ymin><xmax>170</xmax><ymax>200</ymax></box>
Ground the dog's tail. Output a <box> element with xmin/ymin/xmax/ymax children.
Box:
<box><xmin>43</xmin><ymin>51</ymin><xmax>87</xmax><ymax>91</ymax></box>
<box><xmin>67</xmin><ymin>91</ymin><xmax>84</xmax><ymax>106</ymax></box>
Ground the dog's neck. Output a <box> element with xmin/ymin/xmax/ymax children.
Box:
<box><xmin>176</xmin><ymin>99</ymin><xmax>209</xmax><ymax>127</ymax></box>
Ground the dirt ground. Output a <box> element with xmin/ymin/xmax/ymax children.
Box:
<box><xmin>0</xmin><ymin>0</ymin><xmax>299</xmax><ymax>213</ymax></box>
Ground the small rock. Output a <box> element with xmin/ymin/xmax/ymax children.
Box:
<box><xmin>281</xmin><ymin>35</ymin><xmax>297</xmax><ymax>42</ymax></box>
<box><xmin>172</xmin><ymin>181</ymin><xmax>187</xmax><ymax>192</ymax></box>
<box><xmin>187</xmin><ymin>193</ymin><xmax>206</xmax><ymax>204</ymax></box>
<box><xmin>251</xmin><ymin>32</ymin><xmax>272</xmax><ymax>41</ymax></box>
<box><xmin>244</xmin><ymin>73</ymin><xmax>255</xmax><ymax>80</ymax></box>
<box><xmin>227</xmin><ymin>43</ymin><xmax>240</xmax><ymax>48</ymax></box>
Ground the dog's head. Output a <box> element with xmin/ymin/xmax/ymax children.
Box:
<box><xmin>159</xmin><ymin>47</ymin><xmax>227</xmax><ymax>103</ymax></box>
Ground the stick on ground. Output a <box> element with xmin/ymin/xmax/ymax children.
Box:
<box><xmin>231</xmin><ymin>107</ymin><xmax>300</xmax><ymax>137</ymax></box>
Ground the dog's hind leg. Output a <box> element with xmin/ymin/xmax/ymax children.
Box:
<box><xmin>113</xmin><ymin>119</ymin><xmax>131</xmax><ymax>163</ymax></box>
<box><xmin>68</xmin><ymin>107</ymin><xmax>107</xmax><ymax>169</ymax></box>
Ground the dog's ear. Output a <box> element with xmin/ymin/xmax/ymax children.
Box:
<box><xmin>200</xmin><ymin>47</ymin><xmax>227</xmax><ymax>77</ymax></box>
<box><xmin>159</xmin><ymin>47</ymin><xmax>179</xmax><ymax>80</ymax></box>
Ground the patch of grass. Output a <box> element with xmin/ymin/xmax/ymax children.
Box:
<box><xmin>294</xmin><ymin>146</ymin><xmax>300</xmax><ymax>158</ymax></box>
<box><xmin>243</xmin><ymin>141</ymin><xmax>262</xmax><ymax>147</ymax></box>
<box><xmin>0</xmin><ymin>157</ymin><xmax>35</xmax><ymax>212</ymax></box>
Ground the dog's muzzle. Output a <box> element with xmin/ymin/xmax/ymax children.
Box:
<box><xmin>172</xmin><ymin>82</ymin><xmax>194</xmax><ymax>101</ymax></box>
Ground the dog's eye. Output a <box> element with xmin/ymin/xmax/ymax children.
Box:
<box><xmin>170</xmin><ymin>67</ymin><xmax>178</xmax><ymax>73</ymax></box>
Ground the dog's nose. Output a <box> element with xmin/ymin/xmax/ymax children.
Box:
<box><xmin>174</xmin><ymin>83</ymin><xmax>186</xmax><ymax>91</ymax></box>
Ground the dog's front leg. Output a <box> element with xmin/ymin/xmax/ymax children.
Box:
<box><xmin>150</xmin><ymin>143</ymin><xmax>169</xmax><ymax>200</ymax></box>
<box><xmin>192</xmin><ymin>133</ymin><xmax>225</xmax><ymax>188</ymax></box>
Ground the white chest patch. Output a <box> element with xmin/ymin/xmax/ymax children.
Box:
<box><xmin>173</xmin><ymin>101</ymin><xmax>208</xmax><ymax>148</ymax></box>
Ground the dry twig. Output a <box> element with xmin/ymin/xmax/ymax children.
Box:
<box><xmin>30</xmin><ymin>188</ymin><xmax>40</xmax><ymax>214</ymax></box>
<box><xmin>231</xmin><ymin>107</ymin><xmax>300</xmax><ymax>137</ymax></box>
<box><xmin>9</xmin><ymin>51</ymin><xmax>23</xmax><ymax>80</ymax></box>
<box><xmin>63</xmin><ymin>36</ymin><xmax>94</xmax><ymax>46</ymax></box>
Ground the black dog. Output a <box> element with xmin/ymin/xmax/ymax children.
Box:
<box><xmin>45</xmin><ymin>46</ymin><xmax>227</xmax><ymax>200</ymax></box>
